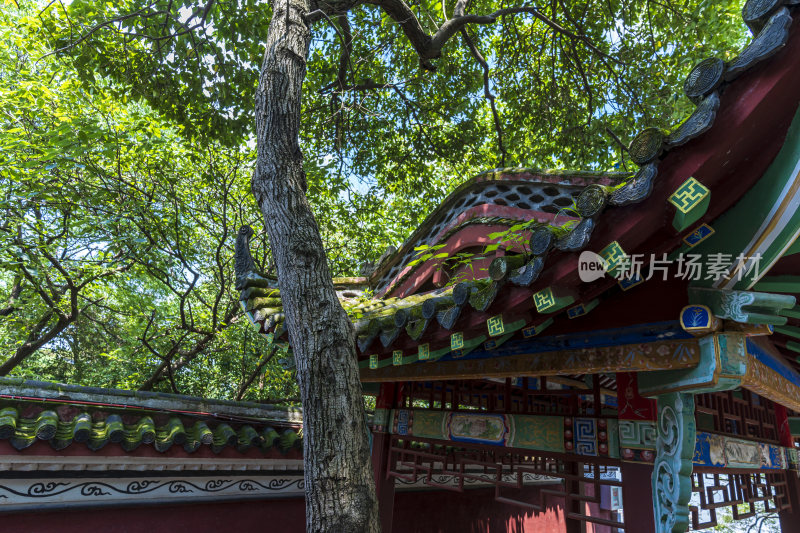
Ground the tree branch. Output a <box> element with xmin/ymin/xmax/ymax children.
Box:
<box><xmin>460</xmin><ymin>28</ymin><xmax>506</xmax><ymax>167</ymax></box>
<box><xmin>235</xmin><ymin>343</ymin><xmax>280</xmax><ymax>400</ymax></box>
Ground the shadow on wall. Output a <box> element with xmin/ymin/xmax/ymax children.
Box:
<box><xmin>392</xmin><ymin>484</ymin><xmax>614</xmax><ymax>533</ymax></box>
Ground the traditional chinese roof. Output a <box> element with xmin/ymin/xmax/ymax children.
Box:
<box><xmin>0</xmin><ymin>377</ymin><xmax>302</xmax><ymax>454</ymax></box>
<box><xmin>237</xmin><ymin>2</ymin><xmax>800</xmax><ymax>379</ymax></box>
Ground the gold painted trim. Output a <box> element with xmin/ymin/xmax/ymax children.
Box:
<box><xmin>361</xmin><ymin>339</ymin><xmax>701</xmax><ymax>382</ymax></box>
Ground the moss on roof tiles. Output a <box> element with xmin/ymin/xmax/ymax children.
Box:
<box><xmin>0</xmin><ymin>407</ymin><xmax>301</xmax><ymax>455</ymax></box>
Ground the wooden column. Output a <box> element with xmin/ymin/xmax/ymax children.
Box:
<box><xmin>620</xmin><ymin>461</ymin><xmax>656</xmax><ymax>532</ymax></box>
<box><xmin>564</xmin><ymin>460</ymin><xmax>585</xmax><ymax>533</ymax></box>
<box><xmin>371</xmin><ymin>383</ymin><xmax>399</xmax><ymax>533</ymax></box>
<box><xmin>616</xmin><ymin>372</ymin><xmax>659</xmax><ymax>532</ymax></box>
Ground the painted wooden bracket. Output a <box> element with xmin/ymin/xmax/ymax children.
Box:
<box><xmin>598</xmin><ymin>240</ymin><xmax>628</xmax><ymax>278</ymax></box>
<box><xmin>682</xmin><ymin>223</ymin><xmax>715</xmax><ymax>248</ymax></box>
<box><xmin>688</xmin><ymin>287</ymin><xmax>795</xmax><ymax>325</ymax></box>
<box><xmin>532</xmin><ymin>287</ymin><xmax>575</xmax><ymax>314</ymax></box>
<box><xmin>669</xmin><ymin>177</ymin><xmax>710</xmax><ymax>232</ymax></box>
<box><xmin>678</xmin><ymin>305</ymin><xmax>721</xmax><ymax>336</ymax></box>
<box><xmin>639</xmin><ymin>333</ymin><xmax>747</xmax><ymax>397</ymax></box>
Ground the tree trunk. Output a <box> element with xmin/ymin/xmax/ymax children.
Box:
<box><xmin>251</xmin><ymin>1</ymin><xmax>380</xmax><ymax>531</ymax></box>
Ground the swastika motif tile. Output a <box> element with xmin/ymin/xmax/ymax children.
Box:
<box><xmin>418</xmin><ymin>343</ymin><xmax>430</xmax><ymax>361</ymax></box>
<box><xmin>369</xmin><ymin>354</ymin><xmax>378</xmax><ymax>369</ymax></box>
<box><xmin>598</xmin><ymin>241</ymin><xmax>626</xmax><ymax>272</ymax></box>
<box><xmin>533</xmin><ymin>288</ymin><xmax>556</xmax><ymax>312</ymax></box>
<box><xmin>487</xmin><ymin>315</ymin><xmax>505</xmax><ymax>337</ymax></box>
<box><xmin>669</xmin><ymin>177</ymin><xmax>709</xmax><ymax>214</ymax></box>
<box><xmin>392</xmin><ymin>350</ymin><xmax>403</xmax><ymax>366</ymax></box>
<box><xmin>451</xmin><ymin>332</ymin><xmax>464</xmax><ymax>350</ymax></box>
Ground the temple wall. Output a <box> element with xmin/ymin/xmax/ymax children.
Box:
<box><xmin>0</xmin><ymin>484</ymin><xmax>616</xmax><ymax>533</ymax></box>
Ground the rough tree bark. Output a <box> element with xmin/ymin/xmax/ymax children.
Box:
<box><xmin>250</xmin><ymin>0</ymin><xmax>380</xmax><ymax>531</ymax></box>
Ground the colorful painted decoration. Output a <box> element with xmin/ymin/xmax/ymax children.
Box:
<box><xmin>533</xmin><ymin>287</ymin><xmax>557</xmax><ymax>313</ymax></box>
<box><xmin>567</xmin><ymin>299</ymin><xmax>599</xmax><ymax>319</ymax></box>
<box><xmin>616</xmin><ymin>372</ymin><xmax>657</xmax><ymax>420</ymax></box>
<box><xmin>449</xmin><ymin>413</ymin><xmax>508</xmax><ymax>445</ymax></box>
<box><xmin>693</xmin><ymin>432</ymin><xmax>788</xmax><ymax>469</ymax></box>
<box><xmin>392</xmin><ymin>350</ymin><xmax>402</xmax><ymax>366</ymax></box>
<box><xmin>619</xmin><ymin>420</ymin><xmax>657</xmax><ymax>450</ymax></box>
<box><xmin>532</xmin><ymin>287</ymin><xmax>575</xmax><ymax>314</ymax></box>
<box><xmin>522</xmin><ymin>318</ymin><xmax>553</xmax><ymax>338</ymax></box>
<box><xmin>450</xmin><ymin>332</ymin><xmax>464</xmax><ymax>350</ymax></box>
<box><xmin>598</xmin><ymin>241</ymin><xmax>627</xmax><ymax>275</ymax></box>
<box><xmin>362</xmin><ymin>339</ymin><xmax>702</xmax><ymax>382</ymax></box>
<box><xmin>382</xmin><ymin>409</ymin><xmax>567</xmax><ymax>453</ymax></box>
<box><xmin>618</xmin><ymin>273</ymin><xmax>644</xmax><ymax>291</ymax></box>
<box><xmin>682</xmin><ymin>223</ymin><xmax>715</xmax><ymax>247</ymax></box>
<box><xmin>679</xmin><ymin>305</ymin><xmax>720</xmax><ymax>335</ymax></box>
<box><xmin>369</xmin><ymin>354</ymin><xmax>378</xmax><ymax>369</ymax></box>
<box><xmin>487</xmin><ymin>315</ymin><xmax>505</xmax><ymax>337</ymax></box>
<box><xmin>652</xmin><ymin>392</ymin><xmax>695</xmax><ymax>533</ymax></box>
<box><xmin>688</xmin><ymin>287</ymin><xmax>795</xmax><ymax>325</ymax></box>
<box><xmin>669</xmin><ymin>177</ymin><xmax>709</xmax><ymax>214</ymax></box>
<box><xmin>418</xmin><ymin>343</ymin><xmax>430</xmax><ymax>361</ymax></box>
<box><xmin>669</xmin><ymin>177</ymin><xmax>710</xmax><ymax>231</ymax></box>
<box><xmin>573</xmin><ymin>418</ymin><xmax>598</xmax><ymax>456</ymax></box>
<box><xmin>394</xmin><ymin>409</ymin><xmax>411</xmax><ymax>435</ymax></box>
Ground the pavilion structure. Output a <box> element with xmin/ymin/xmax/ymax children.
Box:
<box><xmin>237</xmin><ymin>0</ymin><xmax>800</xmax><ymax>531</ymax></box>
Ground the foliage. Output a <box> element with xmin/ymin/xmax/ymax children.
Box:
<box><xmin>32</xmin><ymin>0</ymin><xmax>751</xmax><ymax>271</ymax></box>
<box><xmin>0</xmin><ymin>5</ymin><xmax>295</xmax><ymax>400</ymax></box>
<box><xmin>2</xmin><ymin>0</ymin><xmax>756</xmax><ymax>398</ymax></box>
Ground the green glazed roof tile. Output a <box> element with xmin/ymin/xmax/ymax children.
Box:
<box><xmin>0</xmin><ymin>407</ymin><xmax>300</xmax><ymax>455</ymax></box>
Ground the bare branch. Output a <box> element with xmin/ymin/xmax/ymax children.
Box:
<box><xmin>460</xmin><ymin>28</ymin><xmax>506</xmax><ymax>167</ymax></box>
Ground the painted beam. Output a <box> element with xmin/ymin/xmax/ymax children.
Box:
<box><xmin>360</xmin><ymin>338</ymin><xmax>700</xmax><ymax>382</ymax></box>
<box><xmin>639</xmin><ymin>333</ymin><xmax>747</xmax><ymax>397</ymax></box>
<box><xmin>774</xmin><ymin>325</ymin><xmax>800</xmax><ymax>340</ymax></box>
<box><xmin>689</xmin><ymin>104</ymin><xmax>800</xmax><ymax>291</ymax></box>
<box><xmin>687</xmin><ymin>287</ymin><xmax>794</xmax><ymax>325</ymax></box>
<box><xmin>779</xmin><ymin>305</ymin><xmax>800</xmax><ymax>320</ymax></box>
<box><xmin>382</xmin><ymin>409</ymin><xmax>618</xmax><ymax>459</ymax></box>
<box><xmin>785</xmin><ymin>238</ymin><xmax>800</xmax><ymax>256</ymax></box>
<box><xmin>363</xmin><ymin>320</ymin><xmax>693</xmax><ymax>372</ymax></box>
<box><xmin>753</xmin><ymin>275</ymin><xmax>800</xmax><ymax>293</ymax></box>
<box><xmin>741</xmin><ymin>338</ymin><xmax>800</xmax><ymax>412</ymax></box>
<box><xmin>619</xmin><ymin>421</ymin><xmax>793</xmax><ymax>471</ymax></box>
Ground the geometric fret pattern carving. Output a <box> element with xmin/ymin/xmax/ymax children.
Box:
<box><xmin>689</xmin><ymin>470</ymin><xmax>793</xmax><ymax>530</ymax></box>
<box><xmin>401</xmin><ymin>378</ymin><xmax>609</xmax><ymax>417</ymax></box>
<box><xmin>695</xmin><ymin>390</ymin><xmax>779</xmax><ymax>443</ymax></box>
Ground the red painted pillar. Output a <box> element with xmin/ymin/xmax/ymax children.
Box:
<box><xmin>774</xmin><ymin>404</ymin><xmax>800</xmax><ymax>532</ymax></box>
<box><xmin>620</xmin><ymin>462</ymin><xmax>656</xmax><ymax>532</ymax></box>
<box><xmin>616</xmin><ymin>372</ymin><xmax>657</xmax><ymax>532</ymax></box>
<box><xmin>371</xmin><ymin>383</ymin><xmax>399</xmax><ymax>533</ymax></box>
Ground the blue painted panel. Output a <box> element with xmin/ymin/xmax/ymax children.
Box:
<box><xmin>747</xmin><ymin>339</ymin><xmax>800</xmax><ymax>388</ymax></box>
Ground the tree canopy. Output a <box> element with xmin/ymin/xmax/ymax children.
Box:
<box><xmin>1</xmin><ymin>0</ymin><xmax>751</xmax><ymax>398</ymax></box>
